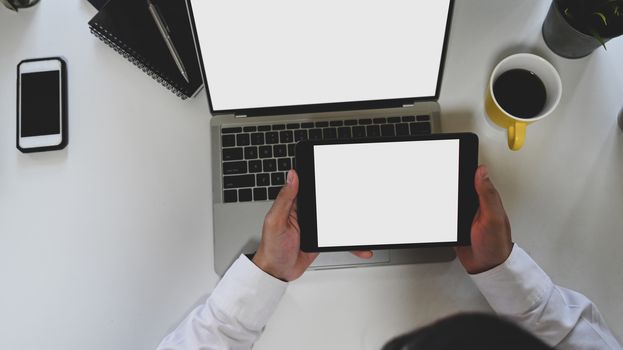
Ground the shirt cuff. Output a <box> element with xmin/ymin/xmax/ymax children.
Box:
<box><xmin>470</xmin><ymin>245</ymin><xmax>554</xmax><ymax>315</ymax></box>
<box><xmin>210</xmin><ymin>254</ymin><xmax>288</xmax><ymax>330</ymax></box>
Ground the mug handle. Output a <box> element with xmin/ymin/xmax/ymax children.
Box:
<box><xmin>508</xmin><ymin>121</ymin><xmax>526</xmax><ymax>151</ymax></box>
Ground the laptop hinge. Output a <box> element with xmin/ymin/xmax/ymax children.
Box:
<box><xmin>234</xmin><ymin>114</ymin><xmax>247</xmax><ymax>118</ymax></box>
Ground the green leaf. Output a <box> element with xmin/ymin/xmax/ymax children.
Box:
<box><xmin>589</xmin><ymin>28</ymin><xmax>608</xmax><ymax>50</ymax></box>
<box><xmin>594</xmin><ymin>12</ymin><xmax>608</xmax><ymax>26</ymax></box>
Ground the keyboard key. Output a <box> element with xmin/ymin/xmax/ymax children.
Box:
<box><xmin>223</xmin><ymin>190</ymin><xmax>237</xmax><ymax>203</ymax></box>
<box><xmin>258</xmin><ymin>125</ymin><xmax>271</xmax><ymax>131</ymax></box>
<box><xmin>381</xmin><ymin>124</ymin><xmax>395</xmax><ymax>137</ymax></box>
<box><xmin>244</xmin><ymin>147</ymin><xmax>258</xmax><ymax>159</ymax></box>
<box><xmin>223</xmin><ymin>148</ymin><xmax>243</xmax><ymax>161</ymax></box>
<box><xmin>272</xmin><ymin>124</ymin><xmax>286</xmax><ymax>130</ymax></box>
<box><xmin>238</xmin><ymin>189</ymin><xmax>252</xmax><ymax>202</ymax></box>
<box><xmin>352</xmin><ymin>126</ymin><xmax>366</xmax><ymax>138</ymax></box>
<box><xmin>388</xmin><ymin>117</ymin><xmax>401</xmax><ymax>123</ymax></box>
<box><xmin>223</xmin><ymin>174</ymin><xmax>254</xmax><ymax>189</ymax></box>
<box><xmin>396</xmin><ymin>123</ymin><xmax>410</xmax><ymax>136</ymax></box>
<box><xmin>323</xmin><ymin>128</ymin><xmax>337</xmax><ymax>139</ymax></box>
<box><xmin>367</xmin><ymin>125</ymin><xmax>380</xmax><ymax>137</ymax></box>
<box><xmin>287</xmin><ymin>123</ymin><xmax>300</xmax><ymax>129</ymax></box>
<box><xmin>291</xmin><ymin>157</ymin><xmax>296</xmax><ymax>169</ymax></box>
<box><xmin>338</xmin><ymin>127</ymin><xmax>352</xmax><ymax>139</ymax></box>
<box><xmin>243</xmin><ymin>126</ymin><xmax>257</xmax><ymax>132</ymax></box>
<box><xmin>257</xmin><ymin>173</ymin><xmax>270</xmax><ymax>186</ymax></box>
<box><xmin>253</xmin><ymin>187</ymin><xmax>267</xmax><ymax>201</ymax></box>
<box><xmin>359</xmin><ymin>119</ymin><xmax>372</xmax><ymax>125</ymax></box>
<box><xmin>223</xmin><ymin>161</ymin><xmax>247</xmax><ymax>175</ymax></box>
<box><xmin>278</xmin><ymin>158</ymin><xmax>291</xmax><ymax>171</ymax></box>
<box><xmin>294</xmin><ymin>129</ymin><xmax>308</xmax><ymax>141</ymax></box>
<box><xmin>309</xmin><ymin>129</ymin><xmax>322</xmax><ymax>140</ymax></box>
<box><xmin>222</xmin><ymin>135</ymin><xmax>236</xmax><ymax>147</ymax></box>
<box><xmin>251</xmin><ymin>133</ymin><xmax>265</xmax><ymax>145</ymax></box>
<box><xmin>402</xmin><ymin>116</ymin><xmax>415</xmax><ymax>122</ymax></box>
<box><xmin>417</xmin><ymin>115</ymin><xmax>431</xmax><ymax>121</ymax></box>
<box><xmin>410</xmin><ymin>122</ymin><xmax>431</xmax><ymax>134</ymax></box>
<box><xmin>330</xmin><ymin>120</ymin><xmax>343</xmax><ymax>127</ymax></box>
<box><xmin>288</xmin><ymin>144</ymin><xmax>296</xmax><ymax>156</ymax></box>
<box><xmin>409</xmin><ymin>122</ymin><xmax>430</xmax><ymax>134</ymax></box>
<box><xmin>222</xmin><ymin>127</ymin><xmax>242</xmax><ymax>134</ymax></box>
<box><xmin>249</xmin><ymin>160</ymin><xmax>262</xmax><ymax>173</ymax></box>
<box><xmin>263</xmin><ymin>159</ymin><xmax>277</xmax><ymax>172</ymax></box>
<box><xmin>236</xmin><ymin>133</ymin><xmax>250</xmax><ymax>146</ymax></box>
<box><xmin>274</xmin><ymin>145</ymin><xmax>287</xmax><ymax>158</ymax></box>
<box><xmin>266</xmin><ymin>132</ymin><xmax>279</xmax><ymax>144</ymax></box>
<box><xmin>301</xmin><ymin>122</ymin><xmax>314</xmax><ymax>128</ymax></box>
<box><xmin>344</xmin><ymin>119</ymin><xmax>358</xmax><ymax>126</ymax></box>
<box><xmin>373</xmin><ymin>117</ymin><xmax>387</xmax><ymax>124</ymax></box>
<box><xmin>279</xmin><ymin>130</ymin><xmax>294</xmax><ymax>143</ymax></box>
<box><xmin>259</xmin><ymin>146</ymin><xmax>272</xmax><ymax>158</ymax></box>
<box><xmin>268</xmin><ymin>186</ymin><xmax>282</xmax><ymax>200</ymax></box>
<box><xmin>271</xmin><ymin>172</ymin><xmax>285</xmax><ymax>186</ymax></box>
<box><xmin>315</xmin><ymin>121</ymin><xmax>329</xmax><ymax>127</ymax></box>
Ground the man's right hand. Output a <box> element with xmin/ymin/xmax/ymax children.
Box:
<box><xmin>456</xmin><ymin>165</ymin><xmax>513</xmax><ymax>274</ymax></box>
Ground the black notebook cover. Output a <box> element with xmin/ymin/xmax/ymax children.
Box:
<box><xmin>86</xmin><ymin>0</ymin><xmax>109</xmax><ymax>11</ymax></box>
<box><xmin>89</xmin><ymin>0</ymin><xmax>203</xmax><ymax>99</ymax></box>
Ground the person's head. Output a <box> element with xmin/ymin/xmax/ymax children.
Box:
<box><xmin>382</xmin><ymin>313</ymin><xmax>552</xmax><ymax>350</ymax></box>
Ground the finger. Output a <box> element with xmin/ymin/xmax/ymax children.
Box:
<box><xmin>269</xmin><ymin>170</ymin><xmax>299</xmax><ymax>218</ymax></box>
<box><xmin>474</xmin><ymin>165</ymin><xmax>504</xmax><ymax>218</ymax></box>
<box><xmin>350</xmin><ymin>250</ymin><xmax>374</xmax><ymax>259</ymax></box>
<box><xmin>291</xmin><ymin>199</ymin><xmax>298</xmax><ymax>219</ymax></box>
<box><xmin>289</xmin><ymin>205</ymin><xmax>298</xmax><ymax>221</ymax></box>
<box><xmin>301</xmin><ymin>251</ymin><xmax>319</xmax><ymax>264</ymax></box>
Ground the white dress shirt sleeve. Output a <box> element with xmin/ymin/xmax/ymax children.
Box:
<box><xmin>156</xmin><ymin>255</ymin><xmax>287</xmax><ymax>350</ymax></box>
<box><xmin>470</xmin><ymin>244</ymin><xmax>622</xmax><ymax>350</ymax></box>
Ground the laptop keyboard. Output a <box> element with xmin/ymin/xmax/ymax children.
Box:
<box><xmin>221</xmin><ymin>115</ymin><xmax>432</xmax><ymax>203</ymax></box>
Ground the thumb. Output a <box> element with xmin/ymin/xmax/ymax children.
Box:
<box><xmin>474</xmin><ymin>165</ymin><xmax>503</xmax><ymax>218</ymax></box>
<box><xmin>269</xmin><ymin>170</ymin><xmax>299</xmax><ymax>217</ymax></box>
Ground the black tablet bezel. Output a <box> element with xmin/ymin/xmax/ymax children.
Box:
<box><xmin>296</xmin><ymin>133</ymin><xmax>478</xmax><ymax>252</ymax></box>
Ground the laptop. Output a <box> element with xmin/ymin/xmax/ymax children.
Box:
<box><xmin>186</xmin><ymin>0</ymin><xmax>456</xmax><ymax>275</ymax></box>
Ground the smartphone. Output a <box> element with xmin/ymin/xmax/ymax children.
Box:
<box><xmin>295</xmin><ymin>133</ymin><xmax>479</xmax><ymax>252</ymax></box>
<box><xmin>17</xmin><ymin>57</ymin><xmax>67</xmax><ymax>153</ymax></box>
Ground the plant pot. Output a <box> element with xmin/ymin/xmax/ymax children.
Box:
<box><xmin>13</xmin><ymin>0</ymin><xmax>39</xmax><ymax>7</ymax></box>
<box><xmin>542</xmin><ymin>1</ymin><xmax>610</xmax><ymax>59</ymax></box>
<box><xmin>1</xmin><ymin>0</ymin><xmax>39</xmax><ymax>11</ymax></box>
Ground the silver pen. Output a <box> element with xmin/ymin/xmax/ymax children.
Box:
<box><xmin>148</xmin><ymin>0</ymin><xmax>190</xmax><ymax>83</ymax></box>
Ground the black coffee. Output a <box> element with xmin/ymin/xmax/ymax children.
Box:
<box><xmin>493</xmin><ymin>69</ymin><xmax>546</xmax><ymax>119</ymax></box>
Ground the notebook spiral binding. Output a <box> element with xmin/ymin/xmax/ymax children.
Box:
<box><xmin>90</xmin><ymin>22</ymin><xmax>189</xmax><ymax>100</ymax></box>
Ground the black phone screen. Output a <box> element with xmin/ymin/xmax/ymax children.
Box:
<box><xmin>20</xmin><ymin>70</ymin><xmax>61</xmax><ymax>137</ymax></box>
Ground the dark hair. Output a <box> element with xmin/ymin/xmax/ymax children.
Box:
<box><xmin>382</xmin><ymin>313</ymin><xmax>553</xmax><ymax>350</ymax></box>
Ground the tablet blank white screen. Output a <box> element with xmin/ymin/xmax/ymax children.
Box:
<box><xmin>314</xmin><ymin>140</ymin><xmax>459</xmax><ymax>247</ymax></box>
<box><xmin>190</xmin><ymin>0</ymin><xmax>452</xmax><ymax>111</ymax></box>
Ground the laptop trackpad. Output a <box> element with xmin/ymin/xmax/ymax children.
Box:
<box><xmin>310</xmin><ymin>250</ymin><xmax>390</xmax><ymax>269</ymax></box>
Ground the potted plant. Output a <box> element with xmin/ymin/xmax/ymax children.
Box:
<box><xmin>542</xmin><ymin>0</ymin><xmax>623</xmax><ymax>58</ymax></box>
<box><xmin>1</xmin><ymin>0</ymin><xmax>39</xmax><ymax>11</ymax></box>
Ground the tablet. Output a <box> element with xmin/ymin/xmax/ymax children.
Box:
<box><xmin>296</xmin><ymin>133</ymin><xmax>478</xmax><ymax>252</ymax></box>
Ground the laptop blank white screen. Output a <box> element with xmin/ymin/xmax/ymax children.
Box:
<box><xmin>190</xmin><ymin>0</ymin><xmax>452</xmax><ymax>111</ymax></box>
<box><xmin>313</xmin><ymin>140</ymin><xmax>459</xmax><ymax>247</ymax></box>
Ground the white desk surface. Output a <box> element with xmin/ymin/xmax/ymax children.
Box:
<box><xmin>1</xmin><ymin>1</ymin><xmax>622</xmax><ymax>349</ymax></box>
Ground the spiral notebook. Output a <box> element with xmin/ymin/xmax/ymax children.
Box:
<box><xmin>88</xmin><ymin>0</ymin><xmax>203</xmax><ymax>100</ymax></box>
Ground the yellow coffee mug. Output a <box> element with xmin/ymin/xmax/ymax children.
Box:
<box><xmin>486</xmin><ymin>53</ymin><xmax>562</xmax><ymax>151</ymax></box>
